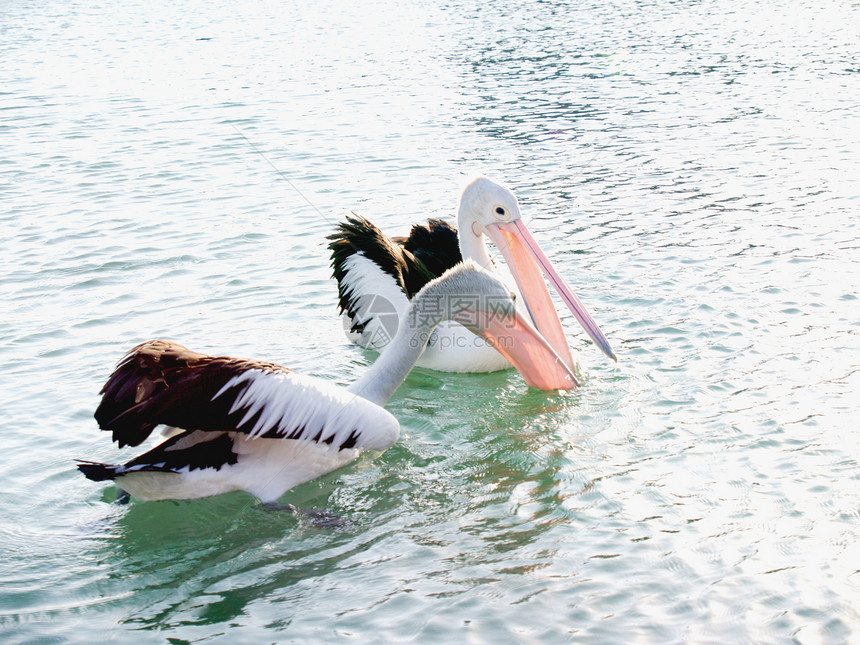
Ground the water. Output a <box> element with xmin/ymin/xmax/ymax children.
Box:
<box><xmin>2</xmin><ymin>0</ymin><xmax>859</xmax><ymax>641</ymax></box>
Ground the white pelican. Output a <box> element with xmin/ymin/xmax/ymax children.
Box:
<box><xmin>328</xmin><ymin>177</ymin><xmax>616</xmax><ymax>376</ymax></box>
<box><xmin>76</xmin><ymin>262</ymin><xmax>576</xmax><ymax>506</ymax></box>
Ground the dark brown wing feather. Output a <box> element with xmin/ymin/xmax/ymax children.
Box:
<box><xmin>327</xmin><ymin>214</ymin><xmax>438</xmax><ymax>312</ymax></box>
<box><xmin>94</xmin><ymin>340</ymin><xmax>291</xmax><ymax>448</ymax></box>
<box><xmin>328</xmin><ymin>214</ymin><xmax>462</xmax><ymax>323</ymax></box>
<box><xmin>392</xmin><ymin>218</ymin><xmax>462</xmax><ymax>280</ymax></box>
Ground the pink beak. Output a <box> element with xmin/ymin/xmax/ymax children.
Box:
<box><xmin>484</xmin><ymin>219</ymin><xmax>617</xmax><ymax>364</ymax></box>
<box><xmin>459</xmin><ymin>308</ymin><xmax>579</xmax><ymax>390</ymax></box>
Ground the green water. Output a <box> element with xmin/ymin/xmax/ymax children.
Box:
<box><xmin>2</xmin><ymin>0</ymin><xmax>858</xmax><ymax>641</ymax></box>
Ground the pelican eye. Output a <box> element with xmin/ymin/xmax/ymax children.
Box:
<box><xmin>494</xmin><ymin>205</ymin><xmax>511</xmax><ymax>220</ymax></box>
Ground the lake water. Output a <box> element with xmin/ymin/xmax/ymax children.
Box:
<box><xmin>2</xmin><ymin>0</ymin><xmax>859</xmax><ymax>641</ymax></box>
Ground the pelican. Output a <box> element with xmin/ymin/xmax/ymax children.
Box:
<box><xmin>76</xmin><ymin>262</ymin><xmax>576</xmax><ymax>506</ymax></box>
<box><xmin>328</xmin><ymin>176</ymin><xmax>616</xmax><ymax>376</ymax></box>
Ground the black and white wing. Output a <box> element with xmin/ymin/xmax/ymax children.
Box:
<box><xmin>327</xmin><ymin>215</ymin><xmax>462</xmax><ymax>349</ymax></box>
<box><xmin>93</xmin><ymin>340</ymin><xmax>399</xmax><ymax>452</ymax></box>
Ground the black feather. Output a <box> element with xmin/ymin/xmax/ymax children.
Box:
<box><xmin>327</xmin><ymin>215</ymin><xmax>445</xmax><ymax>319</ymax></box>
<box><xmin>76</xmin><ymin>460</ymin><xmax>119</xmax><ymax>481</ymax></box>
<box><xmin>76</xmin><ymin>431</ymin><xmax>240</xmax><ymax>480</ymax></box>
<box><xmin>94</xmin><ymin>340</ymin><xmax>292</xmax><ymax>448</ymax></box>
<box><xmin>395</xmin><ymin>218</ymin><xmax>462</xmax><ymax>279</ymax></box>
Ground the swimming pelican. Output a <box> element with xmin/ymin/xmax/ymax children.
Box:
<box><xmin>328</xmin><ymin>176</ymin><xmax>616</xmax><ymax>375</ymax></box>
<box><xmin>76</xmin><ymin>262</ymin><xmax>576</xmax><ymax>506</ymax></box>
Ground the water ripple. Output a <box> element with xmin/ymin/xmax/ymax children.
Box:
<box><xmin>1</xmin><ymin>0</ymin><xmax>859</xmax><ymax>641</ymax></box>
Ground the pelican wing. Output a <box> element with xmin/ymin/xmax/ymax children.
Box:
<box><xmin>94</xmin><ymin>340</ymin><xmax>399</xmax><ymax>452</ymax></box>
<box><xmin>328</xmin><ymin>215</ymin><xmax>465</xmax><ymax>351</ymax></box>
<box><xmin>328</xmin><ymin>215</ymin><xmax>447</xmax><ymax>308</ymax></box>
<box><xmin>77</xmin><ymin>430</ymin><xmax>239</xmax><ymax>480</ymax></box>
<box><xmin>392</xmin><ymin>218</ymin><xmax>462</xmax><ymax>282</ymax></box>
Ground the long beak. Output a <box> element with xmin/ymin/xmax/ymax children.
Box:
<box><xmin>484</xmin><ymin>220</ymin><xmax>617</xmax><ymax>363</ymax></box>
<box><xmin>463</xmin><ymin>309</ymin><xmax>579</xmax><ymax>390</ymax></box>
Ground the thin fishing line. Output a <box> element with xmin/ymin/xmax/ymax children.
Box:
<box><xmin>229</xmin><ymin>123</ymin><xmax>332</xmax><ymax>224</ymax></box>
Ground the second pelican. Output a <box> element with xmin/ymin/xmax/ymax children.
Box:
<box><xmin>329</xmin><ymin>177</ymin><xmax>615</xmax><ymax>377</ymax></box>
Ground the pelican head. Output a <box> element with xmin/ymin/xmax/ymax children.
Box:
<box><xmin>457</xmin><ymin>176</ymin><xmax>524</xmax><ymax>236</ymax></box>
<box><xmin>457</xmin><ymin>176</ymin><xmax>616</xmax><ymax>364</ymax></box>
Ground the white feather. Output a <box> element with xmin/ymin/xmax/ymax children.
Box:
<box><xmin>339</xmin><ymin>252</ymin><xmax>511</xmax><ymax>372</ymax></box>
<box><xmin>113</xmin><ymin>435</ymin><xmax>362</xmax><ymax>504</ymax></box>
<box><xmin>213</xmin><ymin>369</ymin><xmax>399</xmax><ymax>451</ymax></box>
<box><xmin>340</xmin><ymin>253</ymin><xmax>409</xmax><ymax>350</ymax></box>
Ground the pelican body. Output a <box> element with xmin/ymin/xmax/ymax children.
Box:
<box><xmin>328</xmin><ymin>177</ymin><xmax>616</xmax><ymax>376</ymax></box>
<box><xmin>77</xmin><ymin>263</ymin><xmax>575</xmax><ymax>505</ymax></box>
